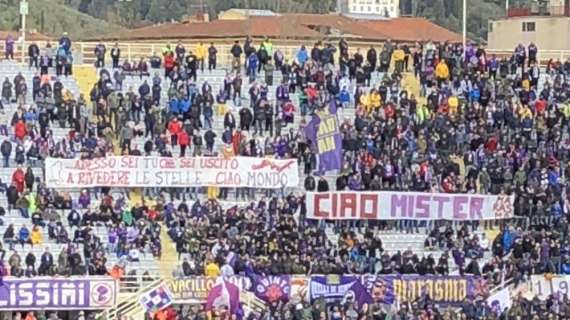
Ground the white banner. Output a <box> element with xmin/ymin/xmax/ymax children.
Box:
<box><xmin>305</xmin><ymin>191</ymin><xmax>514</xmax><ymax>220</ymax></box>
<box><xmin>45</xmin><ymin>156</ymin><xmax>299</xmax><ymax>189</ymax></box>
<box><xmin>487</xmin><ymin>287</ymin><xmax>511</xmax><ymax>312</ymax></box>
<box><xmin>530</xmin><ymin>275</ymin><xmax>570</xmax><ymax>300</ymax></box>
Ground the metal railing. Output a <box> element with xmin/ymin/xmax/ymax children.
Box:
<box><xmin>486</xmin><ymin>48</ymin><xmax>570</xmax><ymax>65</ymax></box>
<box><xmin>0</xmin><ymin>39</ymin><xmax>569</xmax><ymax>67</ymax></box>
<box><xmin>507</xmin><ymin>4</ymin><xmax>570</xmax><ymax>18</ymax></box>
<box><xmin>98</xmin><ymin>277</ymin><xmax>163</xmax><ymax>320</ymax></box>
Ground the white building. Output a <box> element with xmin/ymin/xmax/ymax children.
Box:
<box><xmin>347</xmin><ymin>0</ymin><xmax>400</xmax><ymax>18</ymax></box>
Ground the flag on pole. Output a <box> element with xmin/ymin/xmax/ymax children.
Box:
<box><xmin>205</xmin><ymin>280</ymin><xmax>240</xmax><ymax>313</ymax></box>
<box><xmin>139</xmin><ymin>282</ymin><xmax>174</xmax><ymax>313</ymax></box>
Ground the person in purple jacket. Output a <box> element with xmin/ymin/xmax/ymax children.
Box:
<box><xmin>5</xmin><ymin>35</ymin><xmax>14</xmax><ymax>60</ymax></box>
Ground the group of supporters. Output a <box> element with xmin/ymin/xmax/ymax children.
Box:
<box><xmin>0</xmin><ymin>31</ymin><xmax>570</xmax><ymax>319</ymax></box>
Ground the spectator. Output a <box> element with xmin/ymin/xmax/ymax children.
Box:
<box><xmin>18</xmin><ymin>224</ymin><xmax>31</xmax><ymax>248</ymax></box>
<box><xmin>5</xmin><ymin>35</ymin><xmax>14</xmax><ymax>60</ymax></box>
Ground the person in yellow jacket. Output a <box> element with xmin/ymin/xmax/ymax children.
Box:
<box><xmin>204</xmin><ymin>259</ymin><xmax>220</xmax><ymax>277</ymax></box>
<box><xmin>262</xmin><ymin>37</ymin><xmax>273</xmax><ymax>58</ymax></box>
<box><xmin>369</xmin><ymin>89</ymin><xmax>382</xmax><ymax>111</ymax></box>
<box><xmin>195</xmin><ymin>42</ymin><xmax>207</xmax><ymax>72</ymax></box>
<box><xmin>30</xmin><ymin>226</ymin><xmax>42</xmax><ymax>246</ymax></box>
<box><xmin>448</xmin><ymin>95</ymin><xmax>459</xmax><ymax>115</ymax></box>
<box><xmin>392</xmin><ymin>46</ymin><xmax>405</xmax><ymax>73</ymax></box>
<box><xmin>359</xmin><ymin>92</ymin><xmax>372</xmax><ymax>114</ymax></box>
<box><xmin>435</xmin><ymin>59</ymin><xmax>450</xmax><ymax>86</ymax></box>
<box><xmin>519</xmin><ymin>104</ymin><xmax>532</xmax><ymax>119</ymax></box>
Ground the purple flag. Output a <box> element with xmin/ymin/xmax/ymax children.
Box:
<box><xmin>253</xmin><ymin>275</ymin><xmax>291</xmax><ymax>303</ymax></box>
<box><xmin>305</xmin><ymin>100</ymin><xmax>343</xmax><ymax>173</ymax></box>
<box><xmin>205</xmin><ymin>280</ymin><xmax>241</xmax><ymax>314</ymax></box>
<box><xmin>310</xmin><ymin>275</ymin><xmax>372</xmax><ymax>307</ymax></box>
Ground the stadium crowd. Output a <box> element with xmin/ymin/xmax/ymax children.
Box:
<box><xmin>1</xmin><ymin>31</ymin><xmax>570</xmax><ymax>319</ymax></box>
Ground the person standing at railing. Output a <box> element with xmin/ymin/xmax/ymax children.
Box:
<box><xmin>175</xmin><ymin>40</ymin><xmax>185</xmax><ymax>65</ymax></box>
<box><xmin>28</xmin><ymin>42</ymin><xmax>39</xmax><ymax>69</ymax></box>
<box><xmin>94</xmin><ymin>42</ymin><xmax>106</xmax><ymax>69</ymax></box>
<box><xmin>4</xmin><ymin>35</ymin><xmax>14</xmax><ymax>60</ymax></box>
<box><xmin>514</xmin><ymin>43</ymin><xmax>526</xmax><ymax>74</ymax></box>
<box><xmin>111</xmin><ymin>42</ymin><xmax>121</xmax><ymax>69</ymax></box>
<box><xmin>528</xmin><ymin>42</ymin><xmax>538</xmax><ymax>67</ymax></box>
<box><xmin>230</xmin><ymin>40</ymin><xmax>242</xmax><ymax>72</ymax></box>
<box><xmin>196</xmin><ymin>41</ymin><xmax>207</xmax><ymax>73</ymax></box>
<box><xmin>58</xmin><ymin>32</ymin><xmax>71</xmax><ymax>55</ymax></box>
<box><xmin>208</xmin><ymin>42</ymin><xmax>217</xmax><ymax>71</ymax></box>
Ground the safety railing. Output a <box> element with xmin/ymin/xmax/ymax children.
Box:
<box><xmin>1</xmin><ymin>40</ymin><xmax>569</xmax><ymax>67</ymax></box>
<box><xmin>97</xmin><ymin>277</ymin><xmax>164</xmax><ymax>320</ymax></box>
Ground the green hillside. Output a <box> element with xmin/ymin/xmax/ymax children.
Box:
<box><xmin>0</xmin><ymin>0</ymin><xmax>122</xmax><ymax>39</ymax></box>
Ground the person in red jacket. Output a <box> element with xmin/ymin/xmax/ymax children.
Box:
<box><xmin>14</xmin><ymin>120</ymin><xmax>26</xmax><ymax>141</ymax></box>
<box><xmin>167</xmin><ymin>117</ymin><xmax>182</xmax><ymax>147</ymax></box>
<box><xmin>164</xmin><ymin>53</ymin><xmax>175</xmax><ymax>78</ymax></box>
<box><xmin>231</xmin><ymin>130</ymin><xmax>242</xmax><ymax>155</ymax></box>
<box><xmin>12</xmin><ymin>166</ymin><xmax>25</xmax><ymax>194</ymax></box>
<box><xmin>178</xmin><ymin>130</ymin><xmax>190</xmax><ymax>157</ymax></box>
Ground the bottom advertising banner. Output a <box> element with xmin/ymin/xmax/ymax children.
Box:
<box><xmin>0</xmin><ymin>277</ymin><xmax>117</xmax><ymax>310</ymax></box>
<box><xmin>311</xmin><ymin>275</ymin><xmax>488</xmax><ymax>305</ymax></box>
<box><xmin>168</xmin><ymin>275</ymin><xmax>488</xmax><ymax>312</ymax></box>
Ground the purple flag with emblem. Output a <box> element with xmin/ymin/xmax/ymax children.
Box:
<box><xmin>254</xmin><ymin>275</ymin><xmax>291</xmax><ymax>303</ymax></box>
<box><xmin>304</xmin><ymin>100</ymin><xmax>343</xmax><ymax>173</ymax></box>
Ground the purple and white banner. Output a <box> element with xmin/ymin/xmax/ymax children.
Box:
<box><xmin>0</xmin><ymin>277</ymin><xmax>117</xmax><ymax>310</ymax></box>
<box><xmin>306</xmin><ymin>191</ymin><xmax>515</xmax><ymax>220</ymax></box>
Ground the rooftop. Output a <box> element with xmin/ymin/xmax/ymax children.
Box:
<box><xmin>97</xmin><ymin>14</ymin><xmax>462</xmax><ymax>43</ymax></box>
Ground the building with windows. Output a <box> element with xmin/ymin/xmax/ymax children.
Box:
<box><xmin>488</xmin><ymin>1</ymin><xmax>570</xmax><ymax>52</ymax></box>
<box><xmin>346</xmin><ymin>0</ymin><xmax>400</xmax><ymax>18</ymax></box>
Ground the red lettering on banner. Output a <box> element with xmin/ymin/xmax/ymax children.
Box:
<box><xmin>118</xmin><ymin>171</ymin><xmax>130</xmax><ymax>185</ymax></box>
<box><xmin>339</xmin><ymin>193</ymin><xmax>357</xmax><ymax>218</ymax></box>
<box><xmin>360</xmin><ymin>194</ymin><xmax>378</xmax><ymax>219</ymax></box>
<box><xmin>215</xmin><ymin>172</ymin><xmax>226</xmax><ymax>185</ymax></box>
<box><xmin>78</xmin><ymin>172</ymin><xmax>87</xmax><ymax>184</ymax></box>
<box><xmin>121</xmin><ymin>156</ymin><xmax>137</xmax><ymax>169</ymax></box>
<box><xmin>331</xmin><ymin>193</ymin><xmax>338</xmax><ymax>218</ymax></box>
<box><xmin>66</xmin><ymin>173</ymin><xmax>75</xmax><ymax>184</ymax></box>
<box><xmin>180</xmin><ymin>158</ymin><xmax>195</xmax><ymax>169</ymax></box>
<box><xmin>314</xmin><ymin>193</ymin><xmax>330</xmax><ymax>218</ymax></box>
<box><xmin>215</xmin><ymin>172</ymin><xmax>242</xmax><ymax>186</ymax></box>
<box><xmin>160</xmin><ymin>158</ymin><xmax>175</xmax><ymax>169</ymax></box>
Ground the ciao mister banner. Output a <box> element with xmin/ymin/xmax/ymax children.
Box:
<box><xmin>45</xmin><ymin>156</ymin><xmax>299</xmax><ymax>189</ymax></box>
<box><xmin>0</xmin><ymin>277</ymin><xmax>117</xmax><ymax>310</ymax></box>
<box><xmin>306</xmin><ymin>191</ymin><xmax>514</xmax><ymax>221</ymax></box>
